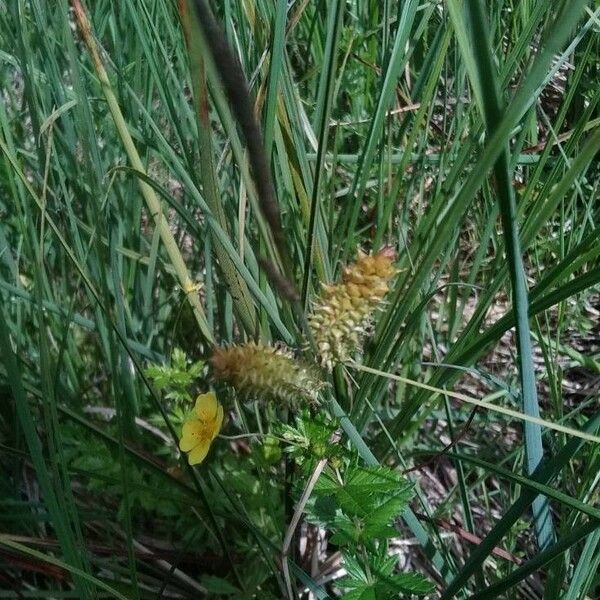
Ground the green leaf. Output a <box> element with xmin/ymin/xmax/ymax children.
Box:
<box><xmin>382</xmin><ymin>573</ymin><xmax>435</xmax><ymax>595</ymax></box>
<box><xmin>315</xmin><ymin>465</ymin><xmax>413</xmax><ymax>518</ymax></box>
<box><xmin>306</xmin><ymin>494</ymin><xmax>338</xmax><ymax>526</ymax></box>
<box><xmin>363</xmin><ymin>493</ymin><xmax>414</xmax><ymax>541</ymax></box>
<box><xmin>343</xmin><ymin>466</ymin><xmax>411</xmax><ymax>496</ymax></box>
<box><xmin>341</xmin><ymin>586</ymin><xmax>377</xmax><ymax>600</ymax></box>
<box><xmin>341</xmin><ymin>586</ymin><xmax>378</xmax><ymax>600</ymax></box>
<box><xmin>330</xmin><ymin>514</ymin><xmax>361</xmax><ymax>545</ymax></box>
<box><xmin>200</xmin><ymin>575</ymin><xmax>241</xmax><ymax>595</ymax></box>
<box><xmin>314</xmin><ymin>465</ymin><xmax>406</xmax><ymax>496</ymax></box>
<box><xmin>342</xmin><ymin>552</ymin><xmax>369</xmax><ymax>584</ymax></box>
<box><xmin>339</xmin><ymin>550</ymin><xmax>434</xmax><ymax>599</ymax></box>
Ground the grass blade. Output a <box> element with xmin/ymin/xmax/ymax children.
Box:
<box><xmin>180</xmin><ymin>0</ymin><xmax>258</xmax><ymax>336</ymax></box>
<box><xmin>0</xmin><ymin>311</ymin><xmax>92</xmax><ymax>596</ymax></box>
<box><xmin>440</xmin><ymin>411</ymin><xmax>600</xmax><ymax>599</ymax></box>
<box><xmin>70</xmin><ymin>0</ymin><xmax>214</xmax><ymax>345</ymax></box>
<box><xmin>458</xmin><ymin>0</ymin><xmax>554</xmax><ymax>549</ymax></box>
<box><xmin>469</xmin><ymin>520</ymin><xmax>600</xmax><ymax>600</ymax></box>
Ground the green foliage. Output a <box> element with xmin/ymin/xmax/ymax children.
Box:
<box><xmin>279</xmin><ymin>409</ymin><xmax>343</xmax><ymax>465</ymax></box>
<box><xmin>313</xmin><ymin>466</ymin><xmax>414</xmax><ymax>536</ymax></box>
<box><xmin>145</xmin><ymin>348</ymin><xmax>205</xmax><ymax>404</ymax></box>
<box><xmin>338</xmin><ymin>550</ymin><xmax>434</xmax><ymax>599</ymax></box>
<box><xmin>200</xmin><ymin>574</ymin><xmax>242</xmax><ymax>597</ymax></box>
<box><xmin>69</xmin><ymin>434</ymin><xmax>181</xmax><ymax>518</ymax></box>
<box><xmin>0</xmin><ymin>0</ymin><xmax>599</xmax><ymax>597</ymax></box>
<box><xmin>308</xmin><ymin>464</ymin><xmax>432</xmax><ymax>598</ymax></box>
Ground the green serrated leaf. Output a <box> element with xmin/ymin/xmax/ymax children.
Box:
<box><xmin>313</xmin><ymin>469</ymin><xmax>341</xmax><ymax>495</ymax></box>
<box><xmin>336</xmin><ymin>489</ymin><xmax>371</xmax><ymax>516</ymax></box>
<box><xmin>330</xmin><ymin>516</ymin><xmax>361</xmax><ymax>545</ymax></box>
<box><xmin>342</xmin><ymin>552</ymin><xmax>369</xmax><ymax>584</ymax></box>
<box><xmin>363</xmin><ymin>494</ymin><xmax>412</xmax><ymax>540</ymax></box>
<box><xmin>306</xmin><ymin>494</ymin><xmax>338</xmax><ymax>527</ymax></box>
<box><xmin>315</xmin><ymin>466</ymin><xmax>413</xmax><ymax>518</ymax></box>
<box><xmin>340</xmin><ymin>571</ymin><xmax>434</xmax><ymax>600</ymax></box>
<box><xmin>381</xmin><ymin>572</ymin><xmax>435</xmax><ymax>595</ymax></box>
<box><xmin>363</xmin><ymin>524</ymin><xmax>398</xmax><ymax>540</ymax></box>
<box><xmin>371</xmin><ymin>552</ymin><xmax>397</xmax><ymax>577</ymax></box>
<box><xmin>346</xmin><ymin>466</ymin><xmax>407</xmax><ymax>493</ymax></box>
<box><xmin>341</xmin><ymin>585</ymin><xmax>378</xmax><ymax>600</ymax></box>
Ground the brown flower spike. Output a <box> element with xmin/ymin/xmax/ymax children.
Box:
<box><xmin>210</xmin><ymin>343</ymin><xmax>324</xmax><ymax>404</ymax></box>
<box><xmin>309</xmin><ymin>247</ymin><xmax>397</xmax><ymax>369</ymax></box>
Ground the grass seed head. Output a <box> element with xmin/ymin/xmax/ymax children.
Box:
<box><xmin>309</xmin><ymin>247</ymin><xmax>397</xmax><ymax>369</ymax></box>
<box><xmin>210</xmin><ymin>342</ymin><xmax>325</xmax><ymax>404</ymax></box>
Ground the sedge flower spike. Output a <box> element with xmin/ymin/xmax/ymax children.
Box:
<box><xmin>210</xmin><ymin>342</ymin><xmax>324</xmax><ymax>404</ymax></box>
<box><xmin>179</xmin><ymin>392</ymin><xmax>224</xmax><ymax>465</ymax></box>
<box><xmin>309</xmin><ymin>247</ymin><xmax>397</xmax><ymax>369</ymax></box>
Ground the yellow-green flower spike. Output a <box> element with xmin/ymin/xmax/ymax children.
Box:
<box><xmin>210</xmin><ymin>343</ymin><xmax>324</xmax><ymax>404</ymax></box>
<box><xmin>309</xmin><ymin>247</ymin><xmax>397</xmax><ymax>370</ymax></box>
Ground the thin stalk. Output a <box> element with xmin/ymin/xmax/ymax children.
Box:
<box><xmin>71</xmin><ymin>0</ymin><xmax>213</xmax><ymax>345</ymax></box>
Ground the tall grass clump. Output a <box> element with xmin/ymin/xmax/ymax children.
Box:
<box><xmin>0</xmin><ymin>0</ymin><xmax>599</xmax><ymax>598</ymax></box>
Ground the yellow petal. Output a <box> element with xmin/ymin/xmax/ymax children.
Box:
<box><xmin>194</xmin><ymin>392</ymin><xmax>219</xmax><ymax>421</ymax></box>
<box><xmin>179</xmin><ymin>420</ymin><xmax>204</xmax><ymax>452</ymax></box>
<box><xmin>211</xmin><ymin>404</ymin><xmax>224</xmax><ymax>441</ymax></box>
<box><xmin>187</xmin><ymin>439</ymin><xmax>211</xmax><ymax>465</ymax></box>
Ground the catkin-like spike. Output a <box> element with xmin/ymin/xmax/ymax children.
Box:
<box><xmin>309</xmin><ymin>248</ymin><xmax>397</xmax><ymax>369</ymax></box>
<box><xmin>210</xmin><ymin>343</ymin><xmax>325</xmax><ymax>404</ymax></box>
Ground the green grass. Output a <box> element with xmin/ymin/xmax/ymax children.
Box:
<box><xmin>0</xmin><ymin>0</ymin><xmax>599</xmax><ymax>598</ymax></box>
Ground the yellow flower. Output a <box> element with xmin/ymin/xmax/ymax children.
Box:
<box><xmin>179</xmin><ymin>392</ymin><xmax>224</xmax><ymax>465</ymax></box>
